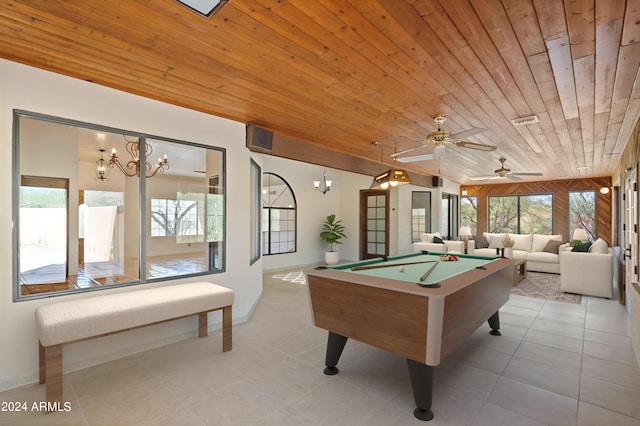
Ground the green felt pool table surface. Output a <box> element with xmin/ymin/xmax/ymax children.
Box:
<box><xmin>329</xmin><ymin>252</ymin><xmax>498</xmax><ymax>286</ymax></box>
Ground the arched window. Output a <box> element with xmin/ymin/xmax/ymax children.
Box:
<box><xmin>262</xmin><ymin>173</ymin><xmax>297</xmax><ymax>255</ymax></box>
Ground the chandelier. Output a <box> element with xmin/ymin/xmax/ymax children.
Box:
<box><xmin>94</xmin><ymin>149</ymin><xmax>111</xmax><ymax>181</ymax></box>
<box><xmin>104</xmin><ymin>136</ymin><xmax>170</xmax><ymax>179</ymax></box>
<box><xmin>314</xmin><ymin>169</ymin><xmax>332</xmax><ymax>194</ymax></box>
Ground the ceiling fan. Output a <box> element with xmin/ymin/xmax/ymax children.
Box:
<box><xmin>469</xmin><ymin>157</ymin><xmax>543</xmax><ymax>181</ymax></box>
<box><xmin>390</xmin><ymin>114</ymin><xmax>496</xmax><ymax>163</ymax></box>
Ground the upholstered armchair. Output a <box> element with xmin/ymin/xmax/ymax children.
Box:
<box><xmin>559</xmin><ymin>238</ymin><xmax>613</xmax><ymax>298</ymax></box>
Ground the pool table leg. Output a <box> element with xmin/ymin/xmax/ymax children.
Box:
<box><xmin>323</xmin><ymin>331</ymin><xmax>348</xmax><ymax>375</ymax></box>
<box><xmin>487</xmin><ymin>311</ymin><xmax>501</xmax><ymax>336</ymax></box>
<box><xmin>407</xmin><ymin>359</ymin><xmax>434</xmax><ymax>421</ymax></box>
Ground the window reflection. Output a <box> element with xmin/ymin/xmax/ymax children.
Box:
<box><xmin>19</xmin><ymin>178</ymin><xmax>69</xmax><ymax>290</ymax></box>
<box><xmin>14</xmin><ymin>111</ymin><xmax>225</xmax><ymax>300</ymax></box>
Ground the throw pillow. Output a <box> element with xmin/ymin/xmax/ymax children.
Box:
<box><xmin>473</xmin><ymin>235</ymin><xmax>489</xmax><ymax>249</ymax></box>
<box><xmin>532</xmin><ymin>234</ymin><xmax>562</xmax><ymax>252</ymax></box>
<box><xmin>509</xmin><ymin>233</ymin><xmax>533</xmax><ymax>252</ymax></box>
<box><xmin>488</xmin><ymin>234</ymin><xmax>505</xmax><ymax>249</ymax></box>
<box><xmin>433</xmin><ymin>236</ymin><xmax>445</xmax><ymax>244</ymax></box>
<box><xmin>589</xmin><ymin>238</ymin><xmax>609</xmax><ymax>254</ymax></box>
<box><xmin>542</xmin><ymin>239</ymin><xmax>564</xmax><ymax>254</ymax></box>
<box><xmin>572</xmin><ymin>242</ymin><xmax>592</xmax><ymax>252</ymax></box>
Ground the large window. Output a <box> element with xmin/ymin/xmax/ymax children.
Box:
<box><xmin>13</xmin><ymin>110</ymin><xmax>226</xmax><ymax>300</ymax></box>
<box><xmin>249</xmin><ymin>160</ymin><xmax>261</xmax><ymax>264</ymax></box>
<box><xmin>569</xmin><ymin>191</ymin><xmax>596</xmax><ymax>241</ymax></box>
<box><xmin>489</xmin><ymin>194</ymin><xmax>553</xmax><ymax>234</ymax></box>
<box><xmin>262</xmin><ymin>173</ymin><xmax>296</xmax><ymax>255</ymax></box>
<box><xmin>411</xmin><ymin>191</ymin><xmax>431</xmax><ymax>242</ymax></box>
<box><xmin>460</xmin><ymin>196</ymin><xmax>478</xmax><ymax>235</ymax></box>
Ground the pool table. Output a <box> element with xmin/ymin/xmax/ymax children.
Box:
<box><xmin>305</xmin><ymin>252</ymin><xmax>513</xmax><ymax>421</ymax></box>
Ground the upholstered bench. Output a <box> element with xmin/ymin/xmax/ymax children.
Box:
<box><xmin>35</xmin><ymin>282</ymin><xmax>234</xmax><ymax>408</ymax></box>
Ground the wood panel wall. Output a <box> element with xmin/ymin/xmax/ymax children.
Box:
<box><xmin>462</xmin><ymin>177</ymin><xmax>612</xmax><ymax>245</ymax></box>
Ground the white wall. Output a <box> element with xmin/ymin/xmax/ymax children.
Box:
<box><xmin>259</xmin><ymin>155</ymin><xmax>453</xmax><ymax>269</ymax></box>
<box><xmin>259</xmin><ymin>155</ymin><xmax>371</xmax><ymax>271</ymax></box>
<box><xmin>0</xmin><ymin>59</ymin><xmax>263</xmax><ymax>391</ymax></box>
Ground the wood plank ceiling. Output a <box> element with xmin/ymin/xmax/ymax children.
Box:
<box><xmin>1</xmin><ymin>0</ymin><xmax>639</xmax><ymax>184</ymax></box>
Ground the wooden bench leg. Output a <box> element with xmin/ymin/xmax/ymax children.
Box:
<box><xmin>39</xmin><ymin>342</ymin><xmax>46</xmax><ymax>384</ymax></box>
<box><xmin>44</xmin><ymin>344</ymin><xmax>63</xmax><ymax>408</ymax></box>
<box><xmin>199</xmin><ymin>312</ymin><xmax>208</xmax><ymax>337</ymax></box>
<box><xmin>222</xmin><ymin>305</ymin><xmax>232</xmax><ymax>352</ymax></box>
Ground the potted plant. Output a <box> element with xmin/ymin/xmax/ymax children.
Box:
<box><xmin>320</xmin><ymin>214</ymin><xmax>347</xmax><ymax>265</ymax></box>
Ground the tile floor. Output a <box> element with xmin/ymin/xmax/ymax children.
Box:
<box><xmin>2</xmin><ymin>271</ymin><xmax>640</xmax><ymax>425</ymax></box>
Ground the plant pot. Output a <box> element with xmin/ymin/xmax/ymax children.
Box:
<box><xmin>503</xmin><ymin>247</ymin><xmax>513</xmax><ymax>258</ymax></box>
<box><xmin>325</xmin><ymin>251</ymin><xmax>340</xmax><ymax>265</ymax></box>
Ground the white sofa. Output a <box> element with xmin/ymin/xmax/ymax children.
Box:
<box><xmin>559</xmin><ymin>238</ymin><xmax>613</xmax><ymax>298</ymax></box>
<box><xmin>470</xmin><ymin>232</ymin><xmax>566</xmax><ymax>273</ymax></box>
<box><xmin>412</xmin><ymin>232</ymin><xmax>464</xmax><ymax>254</ymax></box>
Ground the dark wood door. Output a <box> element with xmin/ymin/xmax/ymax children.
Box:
<box><xmin>360</xmin><ymin>190</ymin><xmax>389</xmax><ymax>260</ymax></box>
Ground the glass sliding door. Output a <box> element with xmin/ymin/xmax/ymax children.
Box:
<box><xmin>441</xmin><ymin>193</ymin><xmax>459</xmax><ymax>240</ymax></box>
<box><xmin>411</xmin><ymin>191</ymin><xmax>431</xmax><ymax>242</ymax></box>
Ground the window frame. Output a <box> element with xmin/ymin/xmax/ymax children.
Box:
<box><xmin>262</xmin><ymin>172</ymin><xmax>297</xmax><ymax>256</ymax></box>
<box><xmin>249</xmin><ymin>159</ymin><xmax>262</xmax><ymax>265</ymax></box>
<box><xmin>411</xmin><ymin>191</ymin><xmax>432</xmax><ymax>242</ymax></box>
<box><xmin>13</xmin><ymin>109</ymin><xmax>226</xmax><ymax>301</ymax></box>
<box><xmin>488</xmin><ymin>193</ymin><xmax>554</xmax><ymax>234</ymax></box>
<box><xmin>568</xmin><ymin>190</ymin><xmax>596</xmax><ymax>242</ymax></box>
<box><xmin>441</xmin><ymin>193</ymin><xmax>459</xmax><ymax>240</ymax></box>
<box><xmin>460</xmin><ymin>195</ymin><xmax>478</xmax><ymax>235</ymax></box>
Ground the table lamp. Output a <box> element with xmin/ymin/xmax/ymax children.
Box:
<box><xmin>572</xmin><ymin>228</ymin><xmax>588</xmax><ymax>243</ymax></box>
<box><xmin>459</xmin><ymin>226</ymin><xmax>472</xmax><ymax>254</ymax></box>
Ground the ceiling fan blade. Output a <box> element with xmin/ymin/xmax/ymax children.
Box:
<box><xmin>507</xmin><ymin>174</ymin><xmax>523</xmax><ymax>181</ymax></box>
<box><xmin>512</xmin><ymin>172</ymin><xmax>543</xmax><ymax>176</ymax></box>
<box><xmin>468</xmin><ymin>175</ymin><xmax>496</xmax><ymax>181</ymax></box>
<box><xmin>395</xmin><ymin>153</ymin><xmax>436</xmax><ymax>163</ymax></box>
<box><xmin>450</xmin><ymin>127</ymin><xmax>486</xmax><ymax>140</ymax></box>
<box><xmin>390</xmin><ymin>144</ymin><xmax>428</xmax><ymax>158</ymax></box>
<box><xmin>452</xmin><ymin>140</ymin><xmax>497</xmax><ymax>151</ymax></box>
